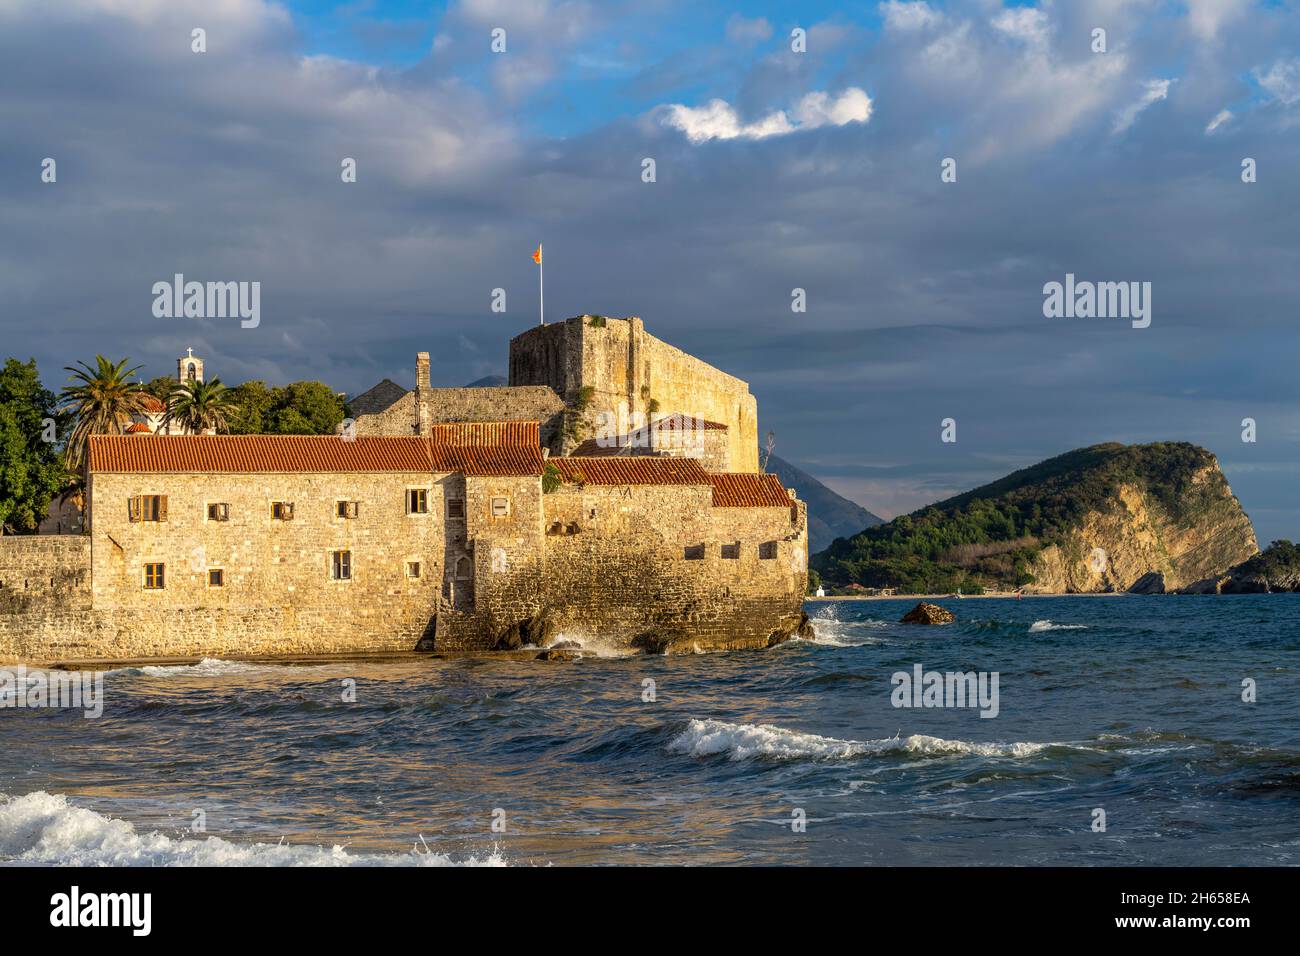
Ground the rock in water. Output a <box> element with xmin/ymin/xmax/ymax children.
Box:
<box><xmin>900</xmin><ymin>602</ymin><xmax>955</xmax><ymax>625</ymax></box>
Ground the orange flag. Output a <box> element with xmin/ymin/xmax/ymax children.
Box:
<box><xmin>531</xmin><ymin>243</ymin><xmax>542</xmax><ymax>265</ymax></box>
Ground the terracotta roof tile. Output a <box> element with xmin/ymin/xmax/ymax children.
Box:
<box><xmin>550</xmin><ymin>456</ymin><xmax>711</xmax><ymax>485</ymax></box>
<box><xmin>650</xmin><ymin>413</ymin><xmax>727</xmax><ymax>431</ymax></box>
<box><xmin>89</xmin><ymin>435</ymin><xmax>544</xmax><ymax>476</ymax></box>
<box><xmin>126</xmin><ymin>422</ymin><xmax>152</xmax><ymax>434</ymax></box>
<box><xmin>425</xmin><ymin>421</ymin><xmax>539</xmax><ymax>446</ymax></box>
<box><xmin>138</xmin><ymin>395</ymin><xmax>165</xmax><ymax>412</ymax></box>
<box><xmin>708</xmin><ymin>473</ymin><xmax>794</xmax><ymax>507</ymax></box>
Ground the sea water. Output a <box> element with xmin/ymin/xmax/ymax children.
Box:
<box><xmin>2</xmin><ymin>595</ymin><xmax>1298</xmax><ymax>866</ymax></box>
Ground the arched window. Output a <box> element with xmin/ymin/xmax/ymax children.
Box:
<box><xmin>187</xmin><ymin>363</ymin><xmax>197</xmax><ymax>381</ymax></box>
<box><xmin>455</xmin><ymin>556</ymin><xmax>473</xmax><ymax>579</ymax></box>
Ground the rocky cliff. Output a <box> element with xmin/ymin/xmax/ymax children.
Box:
<box><xmin>814</xmin><ymin>442</ymin><xmax>1258</xmax><ymax>594</ymax></box>
<box><xmin>1179</xmin><ymin>540</ymin><xmax>1300</xmax><ymax>593</ymax></box>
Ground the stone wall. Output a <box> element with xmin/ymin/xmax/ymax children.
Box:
<box><xmin>536</xmin><ymin>484</ymin><xmax>806</xmax><ymax>652</ymax></box>
<box><xmin>353</xmin><ymin>383</ymin><xmax>565</xmax><ymax>446</ymax></box>
<box><xmin>0</xmin><ymin>536</ymin><xmax>91</xmax><ymax>613</ymax></box>
<box><xmin>510</xmin><ymin>316</ymin><xmax>760</xmax><ymax>470</ymax></box>
<box><xmin>2</xmin><ymin>464</ymin><xmax>807</xmax><ymax>662</ymax></box>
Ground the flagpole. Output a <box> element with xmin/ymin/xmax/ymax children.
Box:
<box><xmin>538</xmin><ymin>243</ymin><xmax>544</xmax><ymax>326</ymax></box>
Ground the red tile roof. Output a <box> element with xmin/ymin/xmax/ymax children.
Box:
<box><xmin>708</xmin><ymin>473</ymin><xmax>794</xmax><ymax>507</ymax></box>
<box><xmin>550</xmin><ymin>456</ymin><xmax>711</xmax><ymax>485</ymax></box>
<box><xmin>89</xmin><ymin>435</ymin><xmax>544</xmax><ymax>476</ymax></box>
<box><xmin>426</xmin><ymin>421</ymin><xmax>539</xmax><ymax>446</ymax></box>
<box><xmin>650</xmin><ymin>413</ymin><xmax>728</xmax><ymax>431</ymax></box>
<box><xmin>126</xmin><ymin>422</ymin><xmax>152</xmax><ymax>434</ymax></box>
<box><xmin>138</xmin><ymin>395</ymin><xmax>165</xmax><ymax>413</ymax></box>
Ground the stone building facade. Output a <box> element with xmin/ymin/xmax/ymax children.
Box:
<box><xmin>0</xmin><ymin>318</ymin><xmax>808</xmax><ymax>663</ymax></box>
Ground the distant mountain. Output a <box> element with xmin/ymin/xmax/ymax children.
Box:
<box><xmin>764</xmin><ymin>451</ymin><xmax>882</xmax><ymax>553</ymax></box>
<box><xmin>465</xmin><ymin>375</ymin><xmax>507</xmax><ymax>387</ymax></box>
<box><xmin>813</xmin><ymin>442</ymin><xmax>1258</xmax><ymax>594</ymax></box>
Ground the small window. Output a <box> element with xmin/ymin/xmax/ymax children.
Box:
<box><xmin>721</xmin><ymin>543</ymin><xmax>740</xmax><ymax>560</ymax></box>
<box><xmin>208</xmin><ymin>502</ymin><xmax>229</xmax><ymax>521</ymax></box>
<box><xmin>490</xmin><ymin>497</ymin><xmax>510</xmax><ymax>517</ymax></box>
<box><xmin>332</xmin><ymin>550</ymin><xmax>352</xmax><ymax>581</ymax></box>
<box><xmin>684</xmin><ymin>544</ymin><xmax>705</xmax><ymax>560</ymax></box>
<box><xmin>143</xmin><ymin>562</ymin><xmax>165</xmax><ymax>589</ymax></box>
<box><xmin>407</xmin><ymin>489</ymin><xmax>428</xmax><ymax>514</ymax></box>
<box><xmin>758</xmin><ymin>541</ymin><xmax>778</xmax><ymax>560</ymax></box>
<box><xmin>337</xmin><ymin>500</ymin><xmax>359</xmax><ymax>519</ymax></box>
<box><xmin>208</xmin><ymin>568</ymin><xmax>225</xmax><ymax>587</ymax></box>
<box><xmin>447</xmin><ymin>498</ymin><xmax>466</xmax><ymax>519</ymax></box>
<box><xmin>130</xmin><ymin>495</ymin><xmax>167</xmax><ymax>522</ymax></box>
<box><xmin>406</xmin><ymin>561</ymin><xmax>421</xmax><ymax>579</ymax></box>
<box><xmin>272</xmin><ymin>501</ymin><xmax>294</xmax><ymax>521</ymax></box>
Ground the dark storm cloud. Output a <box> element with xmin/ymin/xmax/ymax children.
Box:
<box><xmin>2</xmin><ymin>0</ymin><xmax>1298</xmax><ymax>540</ymax></box>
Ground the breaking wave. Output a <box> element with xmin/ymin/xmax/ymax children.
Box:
<box><xmin>104</xmin><ymin>658</ymin><xmax>331</xmax><ymax>678</ymax></box>
<box><xmin>666</xmin><ymin>718</ymin><xmax>1052</xmax><ymax>762</ymax></box>
<box><xmin>798</xmin><ymin>605</ymin><xmax>887</xmax><ymax>647</ymax></box>
<box><xmin>1028</xmin><ymin>620</ymin><xmax>1088</xmax><ymax>633</ymax></box>
<box><xmin>0</xmin><ymin>791</ymin><xmax>506</xmax><ymax>867</ymax></box>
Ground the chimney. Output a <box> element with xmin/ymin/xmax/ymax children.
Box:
<box><xmin>416</xmin><ymin>352</ymin><xmax>430</xmax><ymax>390</ymax></box>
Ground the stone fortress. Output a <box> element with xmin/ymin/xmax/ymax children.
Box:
<box><xmin>0</xmin><ymin>316</ymin><xmax>810</xmax><ymax>663</ymax></box>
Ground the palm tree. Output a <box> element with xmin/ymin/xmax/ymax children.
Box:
<box><xmin>162</xmin><ymin>377</ymin><xmax>239</xmax><ymax>435</ymax></box>
<box><xmin>60</xmin><ymin>356</ymin><xmax>151</xmax><ymax>475</ymax></box>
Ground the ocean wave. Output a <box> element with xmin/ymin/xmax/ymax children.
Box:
<box><xmin>104</xmin><ymin>658</ymin><xmax>330</xmax><ymax>678</ymax></box>
<box><xmin>797</xmin><ymin>607</ymin><xmax>887</xmax><ymax>647</ymax></box>
<box><xmin>666</xmin><ymin>718</ymin><xmax>1052</xmax><ymax>762</ymax></box>
<box><xmin>0</xmin><ymin>791</ymin><xmax>505</xmax><ymax>867</ymax></box>
<box><xmin>1027</xmin><ymin>620</ymin><xmax>1088</xmax><ymax>632</ymax></box>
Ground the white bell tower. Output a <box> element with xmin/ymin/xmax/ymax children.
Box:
<box><xmin>178</xmin><ymin>347</ymin><xmax>204</xmax><ymax>384</ymax></box>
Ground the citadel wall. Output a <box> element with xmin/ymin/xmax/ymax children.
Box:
<box><xmin>509</xmin><ymin>317</ymin><xmax>760</xmax><ymax>471</ymax></box>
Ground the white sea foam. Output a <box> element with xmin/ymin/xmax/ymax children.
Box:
<box><xmin>0</xmin><ymin>791</ymin><xmax>506</xmax><ymax>867</ymax></box>
<box><xmin>797</xmin><ymin>607</ymin><xmax>886</xmax><ymax>647</ymax></box>
<box><xmin>104</xmin><ymin>658</ymin><xmax>333</xmax><ymax>678</ymax></box>
<box><xmin>667</xmin><ymin>718</ymin><xmax>1052</xmax><ymax>762</ymax></box>
<box><xmin>1027</xmin><ymin>620</ymin><xmax>1087</xmax><ymax>633</ymax></box>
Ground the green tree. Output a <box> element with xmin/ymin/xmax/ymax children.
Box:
<box><xmin>267</xmin><ymin>381</ymin><xmax>345</xmax><ymax>435</ymax></box>
<box><xmin>163</xmin><ymin>378</ymin><xmax>239</xmax><ymax>434</ymax></box>
<box><xmin>0</xmin><ymin>359</ymin><xmax>66</xmax><ymax>534</ymax></box>
<box><xmin>225</xmin><ymin>380</ymin><xmax>274</xmax><ymax>434</ymax></box>
<box><xmin>60</xmin><ymin>356</ymin><xmax>151</xmax><ymax>476</ymax></box>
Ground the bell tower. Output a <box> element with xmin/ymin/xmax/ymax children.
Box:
<box><xmin>178</xmin><ymin>347</ymin><xmax>204</xmax><ymax>384</ymax></box>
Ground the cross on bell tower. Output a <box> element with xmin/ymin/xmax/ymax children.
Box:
<box><xmin>178</xmin><ymin>347</ymin><xmax>204</xmax><ymax>384</ymax></box>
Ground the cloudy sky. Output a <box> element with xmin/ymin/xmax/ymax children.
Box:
<box><xmin>3</xmin><ymin>0</ymin><xmax>1299</xmax><ymax>543</ymax></box>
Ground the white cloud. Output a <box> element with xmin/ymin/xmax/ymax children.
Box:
<box><xmin>1112</xmin><ymin>78</ymin><xmax>1174</xmax><ymax>133</ymax></box>
<box><xmin>991</xmin><ymin>7</ymin><xmax>1050</xmax><ymax>48</ymax></box>
<box><xmin>660</xmin><ymin>88</ymin><xmax>873</xmax><ymax>143</ymax></box>
<box><xmin>1255</xmin><ymin>57</ymin><xmax>1300</xmax><ymax>106</ymax></box>
<box><xmin>1184</xmin><ymin>0</ymin><xmax>1250</xmax><ymax>41</ymax></box>
<box><xmin>1205</xmin><ymin>108</ymin><xmax>1233</xmax><ymax>133</ymax></box>
<box><xmin>725</xmin><ymin>14</ymin><xmax>773</xmax><ymax>45</ymax></box>
<box><xmin>879</xmin><ymin>0</ymin><xmax>942</xmax><ymax>32</ymax></box>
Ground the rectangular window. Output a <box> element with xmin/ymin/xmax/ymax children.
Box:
<box><xmin>406</xmin><ymin>561</ymin><xmax>421</xmax><ymax>579</ymax></box>
<box><xmin>337</xmin><ymin>500</ymin><xmax>359</xmax><ymax>519</ymax></box>
<box><xmin>332</xmin><ymin>550</ymin><xmax>352</xmax><ymax>581</ymax></box>
<box><xmin>447</xmin><ymin>498</ymin><xmax>466</xmax><ymax>520</ymax></box>
<box><xmin>271</xmin><ymin>501</ymin><xmax>294</xmax><ymax>521</ymax></box>
<box><xmin>406</xmin><ymin>489</ymin><xmax>428</xmax><ymax>514</ymax></box>
<box><xmin>490</xmin><ymin>497</ymin><xmax>510</xmax><ymax>517</ymax></box>
<box><xmin>721</xmin><ymin>543</ymin><xmax>740</xmax><ymax>560</ymax></box>
<box><xmin>759</xmin><ymin>541</ymin><xmax>778</xmax><ymax>560</ymax></box>
<box><xmin>130</xmin><ymin>495</ymin><xmax>167</xmax><ymax>522</ymax></box>
<box><xmin>208</xmin><ymin>568</ymin><xmax>224</xmax><ymax>587</ymax></box>
<box><xmin>207</xmin><ymin>502</ymin><xmax>229</xmax><ymax>521</ymax></box>
<box><xmin>683</xmin><ymin>544</ymin><xmax>705</xmax><ymax>560</ymax></box>
<box><xmin>143</xmin><ymin>563</ymin><xmax>165</xmax><ymax>589</ymax></box>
